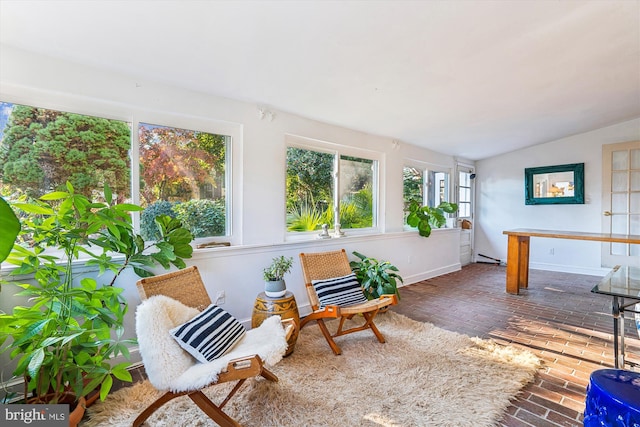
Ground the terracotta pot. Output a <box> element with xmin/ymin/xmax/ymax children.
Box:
<box><xmin>27</xmin><ymin>393</ymin><xmax>86</xmax><ymax>427</ymax></box>
<box><xmin>68</xmin><ymin>396</ymin><xmax>86</xmax><ymax>427</ymax></box>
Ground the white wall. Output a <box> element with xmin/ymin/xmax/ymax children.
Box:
<box><xmin>0</xmin><ymin>46</ymin><xmax>462</xmax><ymax>374</ymax></box>
<box><xmin>475</xmin><ymin>118</ymin><xmax>640</xmax><ymax>276</ymax></box>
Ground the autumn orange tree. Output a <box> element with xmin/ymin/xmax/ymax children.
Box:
<box><xmin>138</xmin><ymin>124</ymin><xmax>225</xmax><ymax>205</ymax></box>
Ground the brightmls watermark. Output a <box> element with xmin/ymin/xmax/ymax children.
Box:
<box><xmin>1</xmin><ymin>405</ymin><xmax>68</xmax><ymax>426</ymax></box>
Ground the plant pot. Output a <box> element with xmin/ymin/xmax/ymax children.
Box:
<box><xmin>265</xmin><ymin>279</ymin><xmax>286</xmax><ymax>297</ymax></box>
<box><xmin>68</xmin><ymin>396</ymin><xmax>87</xmax><ymax>427</ymax></box>
<box><xmin>27</xmin><ymin>393</ymin><xmax>86</xmax><ymax>427</ymax></box>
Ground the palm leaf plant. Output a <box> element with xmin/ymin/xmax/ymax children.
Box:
<box><xmin>0</xmin><ymin>182</ymin><xmax>194</xmax><ymax>404</ymax></box>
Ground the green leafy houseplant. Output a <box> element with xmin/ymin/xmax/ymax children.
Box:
<box><xmin>0</xmin><ymin>182</ymin><xmax>194</xmax><ymax>405</ymax></box>
<box><xmin>262</xmin><ymin>256</ymin><xmax>294</xmax><ymax>282</ymax></box>
<box><xmin>406</xmin><ymin>200</ymin><xmax>458</xmax><ymax>237</ymax></box>
<box><xmin>350</xmin><ymin>251</ymin><xmax>403</xmax><ymax>301</ymax></box>
<box><xmin>0</xmin><ymin>197</ymin><xmax>20</xmax><ymax>263</ymax></box>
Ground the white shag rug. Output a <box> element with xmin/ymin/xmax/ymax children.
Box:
<box><xmin>84</xmin><ymin>312</ymin><xmax>540</xmax><ymax>427</ymax></box>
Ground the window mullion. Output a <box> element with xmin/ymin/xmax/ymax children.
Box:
<box><xmin>333</xmin><ymin>152</ymin><xmax>341</xmax><ymax>233</ymax></box>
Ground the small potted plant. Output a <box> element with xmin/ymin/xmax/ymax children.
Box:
<box><xmin>263</xmin><ymin>255</ymin><xmax>294</xmax><ymax>297</ymax></box>
<box><xmin>350</xmin><ymin>251</ymin><xmax>403</xmax><ymax>301</ymax></box>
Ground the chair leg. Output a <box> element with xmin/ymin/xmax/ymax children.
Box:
<box><xmin>260</xmin><ymin>366</ymin><xmax>279</xmax><ymax>383</ymax></box>
<box><xmin>363</xmin><ymin>312</ymin><xmax>386</xmax><ymax>343</ymax></box>
<box><xmin>316</xmin><ymin>319</ymin><xmax>342</xmax><ymax>355</ymax></box>
<box><xmin>189</xmin><ymin>390</ymin><xmax>242</xmax><ymax>427</ymax></box>
<box><xmin>133</xmin><ymin>391</ymin><xmax>186</xmax><ymax>427</ymax></box>
<box><xmin>219</xmin><ymin>379</ymin><xmax>247</xmax><ymax>409</ymax></box>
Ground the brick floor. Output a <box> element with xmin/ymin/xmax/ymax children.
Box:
<box><xmin>392</xmin><ymin>263</ymin><xmax>640</xmax><ymax>427</ymax></box>
<box><xmin>114</xmin><ymin>263</ymin><xmax>640</xmax><ymax>426</ymax></box>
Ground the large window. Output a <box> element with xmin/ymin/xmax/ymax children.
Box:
<box><xmin>138</xmin><ymin>122</ymin><xmax>229</xmax><ymax>239</ymax></box>
<box><xmin>0</xmin><ymin>102</ymin><xmax>231</xmax><ymax>241</ymax></box>
<box><xmin>403</xmin><ymin>164</ymin><xmax>451</xmax><ymax>210</ymax></box>
<box><xmin>286</xmin><ymin>142</ymin><xmax>378</xmax><ymax>234</ymax></box>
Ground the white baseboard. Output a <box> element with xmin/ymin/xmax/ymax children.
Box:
<box><xmin>402</xmin><ymin>263</ymin><xmax>462</xmax><ymax>285</ymax></box>
<box><xmin>529</xmin><ymin>262</ymin><xmax>610</xmax><ymax>277</ymax></box>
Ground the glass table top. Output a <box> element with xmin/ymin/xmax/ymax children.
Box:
<box><xmin>592</xmin><ymin>265</ymin><xmax>640</xmax><ymax>299</ymax></box>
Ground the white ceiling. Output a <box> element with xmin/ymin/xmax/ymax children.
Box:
<box><xmin>1</xmin><ymin>0</ymin><xmax>639</xmax><ymax>160</ymax></box>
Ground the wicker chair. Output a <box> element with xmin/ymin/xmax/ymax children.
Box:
<box><xmin>135</xmin><ymin>266</ymin><xmax>295</xmax><ymax>427</ymax></box>
<box><xmin>299</xmin><ymin>249</ymin><xmax>398</xmax><ymax>355</ymax></box>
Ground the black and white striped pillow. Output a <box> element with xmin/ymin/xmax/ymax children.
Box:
<box><xmin>170</xmin><ymin>304</ymin><xmax>246</xmax><ymax>363</ymax></box>
<box><xmin>312</xmin><ymin>273</ymin><xmax>368</xmax><ymax>308</ymax></box>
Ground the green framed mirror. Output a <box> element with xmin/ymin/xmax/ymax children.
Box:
<box><xmin>525</xmin><ymin>163</ymin><xmax>585</xmax><ymax>205</ymax></box>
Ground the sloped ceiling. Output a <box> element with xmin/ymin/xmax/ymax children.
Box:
<box><xmin>1</xmin><ymin>0</ymin><xmax>638</xmax><ymax>160</ymax></box>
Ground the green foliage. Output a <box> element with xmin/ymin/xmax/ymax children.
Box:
<box><xmin>0</xmin><ymin>182</ymin><xmax>194</xmax><ymax>404</ymax></box>
<box><xmin>173</xmin><ymin>199</ymin><xmax>225</xmax><ymax>238</ymax></box>
<box><xmin>285</xmin><ymin>147</ymin><xmax>333</xmax><ymax>211</ymax></box>
<box><xmin>406</xmin><ymin>200</ymin><xmax>458</xmax><ymax>237</ymax></box>
<box><xmin>349</xmin><ymin>251</ymin><xmax>403</xmax><ymax>300</ymax></box>
<box><xmin>341</xmin><ymin>185</ymin><xmax>373</xmax><ymax>228</ymax></box>
<box><xmin>285</xmin><ymin>148</ymin><xmax>375</xmax><ymax>232</ymax></box>
<box><xmin>286</xmin><ymin>204</ymin><xmax>326</xmax><ymax>231</ymax></box>
<box><xmin>0</xmin><ymin>197</ymin><xmax>20</xmax><ymax>263</ymax></box>
<box><xmin>321</xmin><ymin>187</ymin><xmax>373</xmax><ymax>229</ymax></box>
<box><xmin>140</xmin><ymin>200</ymin><xmax>177</xmax><ymax>240</ymax></box>
<box><xmin>141</xmin><ymin>199</ymin><xmax>226</xmax><ymax>240</ymax></box>
<box><xmin>263</xmin><ymin>256</ymin><xmax>294</xmax><ymax>281</ymax></box>
<box><xmin>403</xmin><ymin>167</ymin><xmax>423</xmax><ymax>209</ymax></box>
<box><xmin>0</xmin><ymin>104</ymin><xmax>131</xmax><ymax>199</ymax></box>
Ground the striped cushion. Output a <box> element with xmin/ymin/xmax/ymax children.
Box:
<box><xmin>170</xmin><ymin>304</ymin><xmax>246</xmax><ymax>363</ymax></box>
<box><xmin>312</xmin><ymin>273</ymin><xmax>368</xmax><ymax>308</ymax></box>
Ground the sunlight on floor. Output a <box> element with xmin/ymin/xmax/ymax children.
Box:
<box><xmin>362</xmin><ymin>413</ymin><xmax>403</xmax><ymax>426</ymax></box>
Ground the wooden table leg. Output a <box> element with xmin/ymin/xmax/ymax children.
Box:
<box><xmin>519</xmin><ymin>236</ymin><xmax>529</xmax><ymax>289</ymax></box>
<box><xmin>506</xmin><ymin>235</ymin><xmax>530</xmax><ymax>294</ymax></box>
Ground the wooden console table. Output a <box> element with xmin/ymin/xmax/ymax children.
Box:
<box><xmin>502</xmin><ymin>229</ymin><xmax>640</xmax><ymax>294</ymax></box>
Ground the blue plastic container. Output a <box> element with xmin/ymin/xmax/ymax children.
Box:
<box><xmin>584</xmin><ymin>369</ymin><xmax>640</xmax><ymax>427</ymax></box>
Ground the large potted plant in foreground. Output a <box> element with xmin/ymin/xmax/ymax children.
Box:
<box><xmin>0</xmin><ymin>182</ymin><xmax>194</xmax><ymax>412</ymax></box>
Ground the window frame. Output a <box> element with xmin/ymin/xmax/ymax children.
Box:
<box><xmin>133</xmin><ymin>112</ymin><xmax>241</xmax><ymax>246</ymax></box>
<box><xmin>285</xmin><ymin>134</ymin><xmax>382</xmax><ymax>240</ymax></box>
<box><xmin>456</xmin><ymin>163</ymin><xmax>475</xmax><ymax>221</ymax></box>
<box><xmin>0</xmin><ymin>97</ymin><xmax>242</xmax><ymax>248</ymax></box>
<box><xmin>403</xmin><ymin>160</ymin><xmax>454</xmax><ymax>230</ymax></box>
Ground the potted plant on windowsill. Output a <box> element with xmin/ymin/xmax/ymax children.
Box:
<box><xmin>263</xmin><ymin>256</ymin><xmax>294</xmax><ymax>298</ymax></box>
<box><xmin>406</xmin><ymin>200</ymin><xmax>458</xmax><ymax>237</ymax></box>
<box><xmin>349</xmin><ymin>251</ymin><xmax>403</xmax><ymax>302</ymax></box>
<box><xmin>0</xmin><ymin>182</ymin><xmax>194</xmax><ymax>416</ymax></box>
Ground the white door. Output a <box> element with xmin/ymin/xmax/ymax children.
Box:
<box><xmin>601</xmin><ymin>141</ymin><xmax>640</xmax><ymax>267</ymax></box>
<box><xmin>457</xmin><ymin>164</ymin><xmax>475</xmax><ymax>265</ymax></box>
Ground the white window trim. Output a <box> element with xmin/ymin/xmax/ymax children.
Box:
<box><xmin>456</xmin><ymin>162</ymin><xmax>475</xmax><ymax>221</ymax></box>
<box><xmin>285</xmin><ymin>134</ymin><xmax>383</xmax><ymax>241</ymax></box>
<box><xmin>0</xmin><ymin>90</ymin><xmax>243</xmax><ymax>248</ymax></box>
<box><xmin>403</xmin><ymin>160</ymin><xmax>455</xmax><ymax>231</ymax></box>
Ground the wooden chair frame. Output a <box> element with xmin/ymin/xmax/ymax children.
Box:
<box><xmin>299</xmin><ymin>249</ymin><xmax>398</xmax><ymax>355</ymax></box>
<box><xmin>135</xmin><ymin>266</ymin><xmax>294</xmax><ymax>427</ymax></box>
